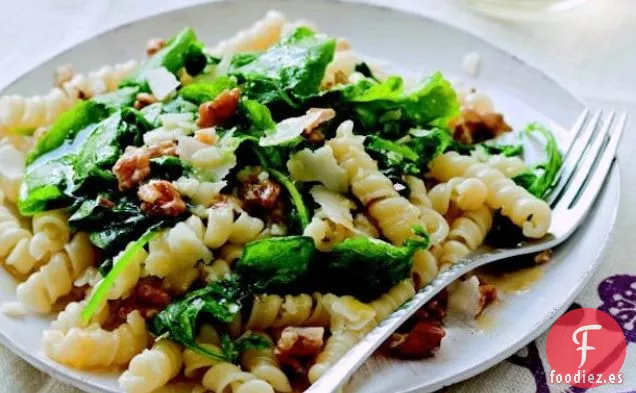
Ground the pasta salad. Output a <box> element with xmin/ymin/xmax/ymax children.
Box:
<box><xmin>0</xmin><ymin>10</ymin><xmax>563</xmax><ymax>393</ymax></box>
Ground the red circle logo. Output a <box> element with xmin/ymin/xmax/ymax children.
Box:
<box><xmin>546</xmin><ymin>308</ymin><xmax>626</xmax><ymax>388</ymax></box>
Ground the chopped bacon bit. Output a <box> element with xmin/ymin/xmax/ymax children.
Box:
<box><xmin>133</xmin><ymin>92</ymin><xmax>157</xmax><ymax>109</ymax></box>
<box><xmin>452</xmin><ymin>108</ymin><xmax>512</xmax><ymax>145</ymax></box>
<box><xmin>197</xmin><ymin>88</ymin><xmax>241</xmax><ymax>128</ymax></box>
<box><xmin>276</xmin><ymin>327</ymin><xmax>325</xmax><ymax>357</ymax></box>
<box><xmin>388</xmin><ymin>321</ymin><xmax>445</xmax><ymax>359</ymax></box>
<box><xmin>138</xmin><ymin>180</ymin><xmax>186</xmax><ymax>217</ymax></box>
<box><xmin>146</xmin><ymin>140</ymin><xmax>178</xmax><ymax>158</ymax></box>
<box><xmin>146</xmin><ymin>38</ymin><xmax>166</xmax><ymax>57</ymax></box>
<box><xmin>112</xmin><ymin>146</ymin><xmax>151</xmax><ymax>191</ymax></box>
<box><xmin>534</xmin><ymin>249</ymin><xmax>552</xmax><ymax>265</ymax></box>
<box><xmin>194</xmin><ymin>128</ymin><xmax>219</xmax><ymax>145</ymax></box>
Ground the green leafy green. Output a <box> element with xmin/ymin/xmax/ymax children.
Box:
<box><xmin>123</xmin><ymin>27</ymin><xmax>201</xmax><ymax>89</ymax></box>
<box><xmin>91</xmin><ymin>87</ymin><xmax>140</xmax><ymax>110</ymax></box>
<box><xmin>479</xmin><ymin>141</ymin><xmax>523</xmax><ymax>157</ymax></box>
<box><xmin>512</xmin><ymin>123</ymin><xmax>562</xmax><ymax>199</ymax></box>
<box><xmin>179</xmin><ymin>76</ymin><xmax>237</xmax><ymax>105</ymax></box>
<box><xmin>354</xmin><ymin>62</ymin><xmax>379</xmax><ymax>82</ymax></box>
<box><xmin>74</xmin><ymin>109</ymin><xmax>151</xmax><ymax>189</ymax></box>
<box><xmin>240</xmin><ymin>99</ymin><xmax>276</xmax><ymax>132</ymax></box>
<box><xmin>323</xmin><ymin>228</ymin><xmax>430</xmax><ymax>301</ymax></box>
<box><xmin>82</xmin><ymin>229</ymin><xmax>158</xmax><ymax>321</ymax></box>
<box><xmin>150</xmin><ymin>156</ymin><xmax>192</xmax><ymax>181</ymax></box>
<box><xmin>236</xmin><ymin>236</ymin><xmax>316</xmax><ymax>292</ymax></box>
<box><xmin>149</xmin><ymin>277</ymin><xmax>246</xmax><ymax>361</ymax></box>
<box><xmin>365</xmin><ymin>135</ymin><xmax>421</xmax><ymax>176</ymax></box>
<box><xmin>333</xmin><ymin>72</ymin><xmax>459</xmax><ymax>137</ymax></box>
<box><xmin>229</xmin><ymin>26</ymin><xmax>336</xmax><ymax>107</ymax></box>
<box><xmin>26</xmin><ymin>101</ymin><xmax>109</xmax><ymax>165</ymax></box>
<box><xmin>18</xmin><ymin>157</ymin><xmax>77</xmax><ymax>215</ymax></box>
<box><xmin>220</xmin><ymin>333</ymin><xmax>271</xmax><ymax>364</ymax></box>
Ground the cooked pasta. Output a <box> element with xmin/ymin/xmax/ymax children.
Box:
<box><xmin>202</xmin><ymin>363</ymin><xmax>274</xmax><ymax>393</ymax></box>
<box><xmin>17</xmin><ymin>232</ymin><xmax>95</xmax><ymax>313</ymax></box>
<box><xmin>0</xmin><ymin>11</ymin><xmax>561</xmax><ymax>391</ymax></box>
<box><xmin>0</xmin><ymin>60</ymin><xmax>137</xmax><ymax>133</ymax></box>
<box><xmin>241</xmin><ymin>333</ymin><xmax>292</xmax><ymax>393</ymax></box>
<box><xmin>440</xmin><ymin>205</ymin><xmax>494</xmax><ymax>265</ymax></box>
<box><xmin>42</xmin><ymin>311</ymin><xmax>148</xmax><ymax>369</ymax></box>
<box><xmin>430</xmin><ymin>152</ymin><xmax>551</xmax><ymax>238</ymax></box>
<box><xmin>204</xmin><ymin>205</ymin><xmax>265</xmax><ymax>249</ymax></box>
<box><xmin>119</xmin><ymin>340</ymin><xmax>183</xmax><ymax>393</ymax></box>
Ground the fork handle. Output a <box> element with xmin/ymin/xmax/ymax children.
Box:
<box><xmin>304</xmin><ymin>262</ymin><xmax>470</xmax><ymax>393</ymax></box>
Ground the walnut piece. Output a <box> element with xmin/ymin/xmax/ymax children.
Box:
<box><xmin>452</xmin><ymin>108</ymin><xmax>512</xmax><ymax>145</ymax></box>
<box><xmin>146</xmin><ymin>140</ymin><xmax>178</xmax><ymax>158</ymax></box>
<box><xmin>133</xmin><ymin>92</ymin><xmax>157</xmax><ymax>109</ymax></box>
<box><xmin>534</xmin><ymin>249</ymin><xmax>553</xmax><ymax>265</ymax></box>
<box><xmin>146</xmin><ymin>38</ymin><xmax>166</xmax><ymax>57</ymax></box>
<box><xmin>115</xmin><ymin>277</ymin><xmax>172</xmax><ymax>321</ymax></box>
<box><xmin>197</xmin><ymin>88</ymin><xmax>241</xmax><ymax>128</ymax></box>
<box><xmin>476</xmin><ymin>279</ymin><xmax>498</xmax><ymax>317</ymax></box>
<box><xmin>112</xmin><ymin>146</ymin><xmax>151</xmax><ymax>191</ymax></box>
<box><xmin>302</xmin><ymin>108</ymin><xmax>336</xmax><ymax>144</ymax></box>
<box><xmin>388</xmin><ymin>321</ymin><xmax>445</xmax><ymax>359</ymax></box>
<box><xmin>138</xmin><ymin>180</ymin><xmax>186</xmax><ymax>217</ymax></box>
<box><xmin>275</xmin><ymin>327</ymin><xmax>325</xmax><ymax>358</ymax></box>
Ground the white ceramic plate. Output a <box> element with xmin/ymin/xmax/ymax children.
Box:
<box><xmin>0</xmin><ymin>1</ymin><xmax>619</xmax><ymax>393</ymax></box>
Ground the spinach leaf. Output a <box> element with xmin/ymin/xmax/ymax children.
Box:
<box><xmin>149</xmin><ymin>277</ymin><xmax>246</xmax><ymax>361</ymax></box>
<box><xmin>236</xmin><ymin>236</ymin><xmax>316</xmax><ymax>293</ymax></box>
<box><xmin>18</xmin><ymin>157</ymin><xmax>77</xmax><ymax>215</ymax></box>
<box><xmin>91</xmin><ymin>86</ymin><xmax>140</xmax><ymax>110</ymax></box>
<box><xmin>179</xmin><ymin>76</ymin><xmax>238</xmax><ymax>105</ymax></box>
<box><xmin>365</xmin><ymin>135</ymin><xmax>421</xmax><ymax>176</ymax></box>
<box><xmin>407</xmin><ymin>128</ymin><xmax>456</xmax><ymax>166</ymax></box>
<box><xmin>150</xmin><ymin>156</ymin><xmax>192</xmax><ymax>181</ymax></box>
<box><xmin>73</xmin><ymin>108</ymin><xmax>151</xmax><ymax>190</ymax></box>
<box><xmin>220</xmin><ymin>333</ymin><xmax>271</xmax><ymax>364</ymax></box>
<box><xmin>26</xmin><ymin>101</ymin><xmax>109</xmax><ymax>165</ymax></box>
<box><xmin>332</xmin><ymin>72</ymin><xmax>459</xmax><ymax>137</ymax></box>
<box><xmin>123</xmin><ymin>27</ymin><xmax>201</xmax><ymax>89</ymax></box>
<box><xmin>512</xmin><ymin>123</ymin><xmax>562</xmax><ymax>199</ymax></box>
<box><xmin>239</xmin><ymin>99</ymin><xmax>276</xmax><ymax>132</ymax></box>
<box><xmin>354</xmin><ymin>62</ymin><xmax>379</xmax><ymax>82</ymax></box>
<box><xmin>322</xmin><ymin>228</ymin><xmax>430</xmax><ymax>301</ymax></box>
<box><xmin>479</xmin><ymin>141</ymin><xmax>523</xmax><ymax>157</ymax></box>
<box><xmin>82</xmin><ymin>229</ymin><xmax>158</xmax><ymax>321</ymax></box>
<box><xmin>229</xmin><ymin>27</ymin><xmax>336</xmax><ymax>107</ymax></box>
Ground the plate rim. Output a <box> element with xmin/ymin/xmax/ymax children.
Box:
<box><xmin>0</xmin><ymin>1</ymin><xmax>621</xmax><ymax>392</ymax></box>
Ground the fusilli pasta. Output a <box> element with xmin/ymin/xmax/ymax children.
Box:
<box><xmin>204</xmin><ymin>205</ymin><xmax>265</xmax><ymax>249</ymax></box>
<box><xmin>440</xmin><ymin>205</ymin><xmax>493</xmax><ymax>265</ymax></box>
<box><xmin>42</xmin><ymin>310</ymin><xmax>147</xmax><ymax>369</ymax></box>
<box><xmin>308</xmin><ymin>330</ymin><xmax>359</xmax><ymax>383</ymax></box>
<box><xmin>202</xmin><ymin>363</ymin><xmax>274</xmax><ymax>393</ymax></box>
<box><xmin>119</xmin><ymin>340</ymin><xmax>183</xmax><ymax>393</ymax></box>
<box><xmin>428</xmin><ymin>177</ymin><xmax>488</xmax><ymax>215</ymax></box>
<box><xmin>241</xmin><ymin>333</ymin><xmax>292</xmax><ymax>393</ymax></box>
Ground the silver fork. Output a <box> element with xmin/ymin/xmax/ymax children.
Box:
<box><xmin>305</xmin><ymin>110</ymin><xmax>628</xmax><ymax>393</ymax></box>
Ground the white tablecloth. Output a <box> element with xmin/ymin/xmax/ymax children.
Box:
<box><xmin>0</xmin><ymin>1</ymin><xmax>634</xmax><ymax>392</ymax></box>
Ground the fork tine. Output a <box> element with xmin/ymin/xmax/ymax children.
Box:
<box><xmin>547</xmin><ymin>110</ymin><xmax>601</xmax><ymax>206</ymax></box>
<box><xmin>561</xmin><ymin>109</ymin><xmax>590</xmax><ymax>156</ymax></box>
<box><xmin>556</xmin><ymin>112</ymin><xmax>616</xmax><ymax>210</ymax></box>
<box><xmin>569</xmin><ymin>113</ymin><xmax>627</xmax><ymax>217</ymax></box>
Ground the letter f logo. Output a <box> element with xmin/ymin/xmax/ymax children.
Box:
<box><xmin>572</xmin><ymin>324</ymin><xmax>602</xmax><ymax>368</ymax></box>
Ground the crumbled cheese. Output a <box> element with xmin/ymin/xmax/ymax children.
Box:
<box><xmin>310</xmin><ymin>185</ymin><xmax>355</xmax><ymax>230</ymax></box>
<box><xmin>0</xmin><ymin>301</ymin><xmax>27</xmax><ymax>317</ymax></box>
<box><xmin>462</xmin><ymin>51</ymin><xmax>481</xmax><ymax>77</ymax></box>
<box><xmin>146</xmin><ymin>67</ymin><xmax>181</xmax><ymax>101</ymax></box>
<box><xmin>447</xmin><ymin>276</ymin><xmax>482</xmax><ymax>318</ymax></box>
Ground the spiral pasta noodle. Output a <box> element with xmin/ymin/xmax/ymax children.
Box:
<box><xmin>210</xmin><ymin>10</ymin><xmax>286</xmax><ymax>57</ymax></box>
<box><xmin>369</xmin><ymin>279</ymin><xmax>416</xmax><ymax>323</ymax></box>
<box><xmin>405</xmin><ymin>176</ymin><xmax>449</xmax><ymax>244</ymax></box>
<box><xmin>17</xmin><ymin>232</ymin><xmax>96</xmax><ymax>313</ymax></box>
<box><xmin>428</xmin><ymin>177</ymin><xmax>488</xmax><ymax>215</ymax></box>
<box><xmin>486</xmin><ymin>155</ymin><xmax>528</xmax><ymax>178</ymax></box>
<box><xmin>241</xmin><ymin>333</ymin><xmax>292</xmax><ymax>393</ymax></box>
<box><xmin>200</xmin><ymin>259</ymin><xmax>232</xmax><ymax>283</ymax></box>
<box><xmin>0</xmin><ymin>60</ymin><xmax>137</xmax><ymax>133</ymax></box>
<box><xmin>49</xmin><ymin>300</ymin><xmax>108</xmax><ymax>332</ymax></box>
<box><xmin>144</xmin><ymin>215</ymin><xmax>213</xmax><ymax>278</ymax></box>
<box><xmin>429</xmin><ymin>152</ymin><xmax>551</xmax><ymax>238</ymax></box>
<box><xmin>327</xmin><ymin>121</ymin><xmax>423</xmax><ymax>246</ymax></box>
<box><xmin>440</xmin><ymin>205</ymin><xmax>494</xmax><ymax>265</ymax></box>
<box><xmin>42</xmin><ymin>310</ymin><xmax>148</xmax><ymax>369</ymax></box>
<box><xmin>202</xmin><ymin>362</ymin><xmax>274</xmax><ymax>393</ymax></box>
<box><xmin>303</xmin><ymin>214</ymin><xmax>351</xmax><ymax>251</ymax></box>
<box><xmin>119</xmin><ymin>340</ymin><xmax>183</xmax><ymax>393</ymax></box>
<box><xmin>204</xmin><ymin>205</ymin><xmax>265</xmax><ymax>249</ymax></box>
<box><xmin>308</xmin><ymin>330</ymin><xmax>359</xmax><ymax>384</ymax></box>
<box><xmin>242</xmin><ymin>293</ymin><xmax>333</xmax><ymax>332</ymax></box>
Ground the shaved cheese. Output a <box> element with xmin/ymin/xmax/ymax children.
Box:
<box><xmin>146</xmin><ymin>67</ymin><xmax>180</xmax><ymax>101</ymax></box>
<box><xmin>259</xmin><ymin>110</ymin><xmax>325</xmax><ymax>146</ymax></box>
<box><xmin>310</xmin><ymin>185</ymin><xmax>355</xmax><ymax>230</ymax></box>
<box><xmin>447</xmin><ymin>276</ymin><xmax>482</xmax><ymax>318</ymax></box>
<box><xmin>287</xmin><ymin>145</ymin><xmax>348</xmax><ymax>192</ymax></box>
